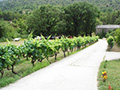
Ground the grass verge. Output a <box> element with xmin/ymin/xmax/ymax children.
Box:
<box><xmin>98</xmin><ymin>60</ymin><xmax>120</xmax><ymax>90</ymax></box>
<box><xmin>0</xmin><ymin>43</ymin><xmax>95</xmax><ymax>88</ymax></box>
<box><xmin>0</xmin><ymin>40</ymin><xmax>25</xmax><ymax>46</ymax></box>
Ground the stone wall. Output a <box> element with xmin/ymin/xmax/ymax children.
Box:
<box><xmin>96</xmin><ymin>28</ymin><xmax>115</xmax><ymax>34</ymax></box>
<box><xmin>96</xmin><ymin>25</ymin><xmax>120</xmax><ymax>34</ymax></box>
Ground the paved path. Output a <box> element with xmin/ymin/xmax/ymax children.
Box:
<box><xmin>105</xmin><ymin>52</ymin><xmax>120</xmax><ymax>61</ymax></box>
<box><xmin>0</xmin><ymin>39</ymin><xmax>108</xmax><ymax>90</ymax></box>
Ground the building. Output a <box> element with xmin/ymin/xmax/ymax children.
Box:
<box><xmin>96</xmin><ymin>25</ymin><xmax>120</xmax><ymax>34</ymax></box>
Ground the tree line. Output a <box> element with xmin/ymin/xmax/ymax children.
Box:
<box><xmin>100</xmin><ymin>11</ymin><xmax>120</xmax><ymax>25</ymax></box>
<box><xmin>0</xmin><ymin>2</ymin><xmax>99</xmax><ymax>42</ymax></box>
<box><xmin>0</xmin><ymin>2</ymin><xmax>120</xmax><ymax>42</ymax></box>
<box><xmin>0</xmin><ymin>0</ymin><xmax>120</xmax><ymax>12</ymax></box>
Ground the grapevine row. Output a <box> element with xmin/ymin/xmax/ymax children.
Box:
<box><xmin>0</xmin><ymin>35</ymin><xmax>99</xmax><ymax>78</ymax></box>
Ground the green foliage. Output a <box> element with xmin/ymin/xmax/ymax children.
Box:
<box><xmin>0</xmin><ymin>10</ymin><xmax>26</xmax><ymax>21</ymax></box>
<box><xmin>0</xmin><ymin>13</ymin><xmax>28</xmax><ymax>42</ymax></box>
<box><xmin>105</xmin><ymin>29</ymin><xmax>120</xmax><ymax>46</ymax></box>
<box><xmin>0</xmin><ymin>43</ymin><xmax>21</xmax><ymax>77</ymax></box>
<box><xmin>0</xmin><ymin>35</ymin><xmax>99</xmax><ymax>77</ymax></box>
<box><xmin>0</xmin><ymin>45</ymin><xmax>10</xmax><ymax>71</ymax></box>
<box><xmin>100</xmin><ymin>11</ymin><xmax>120</xmax><ymax>24</ymax></box>
<box><xmin>96</xmin><ymin>18</ymin><xmax>103</xmax><ymax>25</ymax></box>
<box><xmin>0</xmin><ymin>20</ymin><xmax>19</xmax><ymax>42</ymax></box>
<box><xmin>27</xmin><ymin>5</ymin><xmax>62</xmax><ymax>36</ymax></box>
<box><xmin>0</xmin><ymin>20</ymin><xmax>5</xmax><ymax>38</ymax></box>
<box><xmin>107</xmin><ymin>36</ymin><xmax>114</xmax><ymax>48</ymax></box>
<box><xmin>0</xmin><ymin>0</ymin><xmax>120</xmax><ymax>13</ymax></box>
<box><xmin>105</xmin><ymin>30</ymin><xmax>116</xmax><ymax>38</ymax></box>
<box><xmin>97</xmin><ymin>30</ymin><xmax>106</xmax><ymax>39</ymax></box>
<box><xmin>27</xmin><ymin>3</ymin><xmax>99</xmax><ymax>36</ymax></box>
<box><xmin>0</xmin><ymin>2</ymin><xmax>99</xmax><ymax>42</ymax></box>
<box><xmin>115</xmin><ymin>28</ymin><xmax>120</xmax><ymax>45</ymax></box>
<box><xmin>63</xmin><ymin>2</ymin><xmax>99</xmax><ymax>36</ymax></box>
<box><xmin>13</xmin><ymin>19</ymin><xmax>28</xmax><ymax>38</ymax></box>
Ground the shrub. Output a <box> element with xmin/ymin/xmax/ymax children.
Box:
<box><xmin>0</xmin><ymin>20</ymin><xmax>20</xmax><ymax>42</ymax></box>
<box><xmin>107</xmin><ymin>36</ymin><xmax>114</xmax><ymax>48</ymax></box>
<box><xmin>105</xmin><ymin>30</ymin><xmax>116</xmax><ymax>38</ymax></box>
<box><xmin>97</xmin><ymin>30</ymin><xmax>106</xmax><ymax>39</ymax></box>
<box><xmin>115</xmin><ymin>28</ymin><xmax>120</xmax><ymax>45</ymax></box>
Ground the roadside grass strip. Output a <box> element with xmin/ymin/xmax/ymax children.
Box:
<box><xmin>98</xmin><ymin>60</ymin><xmax>120</xmax><ymax>90</ymax></box>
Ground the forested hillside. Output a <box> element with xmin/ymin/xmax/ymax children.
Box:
<box><xmin>0</xmin><ymin>0</ymin><xmax>120</xmax><ymax>42</ymax></box>
<box><xmin>0</xmin><ymin>0</ymin><xmax>120</xmax><ymax>12</ymax></box>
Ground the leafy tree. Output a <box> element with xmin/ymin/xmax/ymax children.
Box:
<box><xmin>96</xmin><ymin>18</ymin><xmax>103</xmax><ymax>25</ymax></box>
<box><xmin>0</xmin><ymin>0</ymin><xmax>120</xmax><ymax>13</ymax></box>
<box><xmin>100</xmin><ymin>11</ymin><xmax>120</xmax><ymax>24</ymax></box>
<box><xmin>0</xmin><ymin>20</ymin><xmax>5</xmax><ymax>38</ymax></box>
<box><xmin>115</xmin><ymin>17</ymin><xmax>120</xmax><ymax>24</ymax></box>
<box><xmin>0</xmin><ymin>11</ymin><xmax>26</xmax><ymax>21</ymax></box>
<box><xmin>0</xmin><ymin>20</ymin><xmax>18</xmax><ymax>41</ymax></box>
<box><xmin>63</xmin><ymin>2</ymin><xmax>99</xmax><ymax>36</ymax></box>
<box><xmin>13</xmin><ymin>19</ymin><xmax>28</xmax><ymax>38</ymax></box>
<box><xmin>27</xmin><ymin>5</ymin><xmax>62</xmax><ymax>36</ymax></box>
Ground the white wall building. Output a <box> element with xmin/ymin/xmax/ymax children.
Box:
<box><xmin>96</xmin><ymin>25</ymin><xmax>120</xmax><ymax>34</ymax></box>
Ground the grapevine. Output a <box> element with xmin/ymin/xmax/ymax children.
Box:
<box><xmin>0</xmin><ymin>35</ymin><xmax>99</xmax><ymax>77</ymax></box>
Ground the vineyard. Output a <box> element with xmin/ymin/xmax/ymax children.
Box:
<box><xmin>0</xmin><ymin>35</ymin><xmax>99</xmax><ymax>78</ymax></box>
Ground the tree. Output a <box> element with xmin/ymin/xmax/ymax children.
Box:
<box><xmin>27</xmin><ymin>5</ymin><xmax>62</xmax><ymax>36</ymax></box>
<box><xmin>0</xmin><ymin>20</ymin><xmax>18</xmax><ymax>41</ymax></box>
<box><xmin>100</xmin><ymin>11</ymin><xmax>120</xmax><ymax>25</ymax></box>
<box><xmin>63</xmin><ymin>2</ymin><xmax>99</xmax><ymax>36</ymax></box>
<box><xmin>0</xmin><ymin>20</ymin><xmax>5</xmax><ymax>38</ymax></box>
<box><xmin>13</xmin><ymin>19</ymin><xmax>28</xmax><ymax>38</ymax></box>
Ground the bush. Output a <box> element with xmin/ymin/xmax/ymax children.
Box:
<box><xmin>107</xmin><ymin>36</ymin><xmax>114</xmax><ymax>48</ymax></box>
<box><xmin>97</xmin><ymin>30</ymin><xmax>106</xmax><ymax>39</ymax></box>
<box><xmin>105</xmin><ymin>30</ymin><xmax>116</xmax><ymax>38</ymax></box>
<box><xmin>0</xmin><ymin>37</ymin><xmax>7</xmax><ymax>42</ymax></box>
<box><xmin>115</xmin><ymin>28</ymin><xmax>120</xmax><ymax>45</ymax></box>
<box><xmin>0</xmin><ymin>20</ymin><xmax>20</xmax><ymax>42</ymax></box>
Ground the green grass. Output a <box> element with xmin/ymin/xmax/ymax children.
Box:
<box><xmin>98</xmin><ymin>60</ymin><xmax>120</xmax><ymax>90</ymax></box>
<box><xmin>0</xmin><ymin>39</ymin><xmax>25</xmax><ymax>46</ymax></box>
<box><xmin>0</xmin><ymin>43</ymin><xmax>95</xmax><ymax>88</ymax></box>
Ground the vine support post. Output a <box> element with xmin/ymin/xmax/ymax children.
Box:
<box><xmin>26</xmin><ymin>56</ymin><xmax>29</xmax><ymax>61</ymax></box>
<box><xmin>71</xmin><ymin>49</ymin><xmax>73</xmax><ymax>53</ymax></box>
<box><xmin>38</xmin><ymin>59</ymin><xmax>42</xmax><ymax>62</ymax></box>
<box><xmin>38</xmin><ymin>57</ymin><xmax>45</xmax><ymax>62</ymax></box>
<box><xmin>77</xmin><ymin>46</ymin><xmax>80</xmax><ymax>50</ymax></box>
<box><xmin>31</xmin><ymin>59</ymin><xmax>36</xmax><ymax>67</ymax></box>
<box><xmin>46</xmin><ymin>57</ymin><xmax>51</xmax><ymax>64</ymax></box>
<box><xmin>63</xmin><ymin>51</ymin><xmax>66</xmax><ymax>57</ymax></box>
<box><xmin>55</xmin><ymin>52</ymin><xmax>57</xmax><ymax>60</ymax></box>
<box><xmin>12</xmin><ymin>62</ymin><xmax>17</xmax><ymax>75</ymax></box>
<box><xmin>7</xmin><ymin>65</ymin><xmax>11</xmax><ymax>70</ymax></box>
<box><xmin>67</xmin><ymin>51</ymin><xmax>69</xmax><ymax>55</ymax></box>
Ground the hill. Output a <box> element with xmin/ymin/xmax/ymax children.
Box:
<box><xmin>0</xmin><ymin>0</ymin><xmax>120</xmax><ymax>13</ymax></box>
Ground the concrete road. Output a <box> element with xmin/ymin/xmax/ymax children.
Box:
<box><xmin>0</xmin><ymin>39</ymin><xmax>108</xmax><ymax>90</ymax></box>
<box><xmin>105</xmin><ymin>52</ymin><xmax>120</xmax><ymax>61</ymax></box>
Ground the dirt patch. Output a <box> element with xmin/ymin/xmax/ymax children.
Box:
<box><xmin>107</xmin><ymin>42</ymin><xmax>120</xmax><ymax>52</ymax></box>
